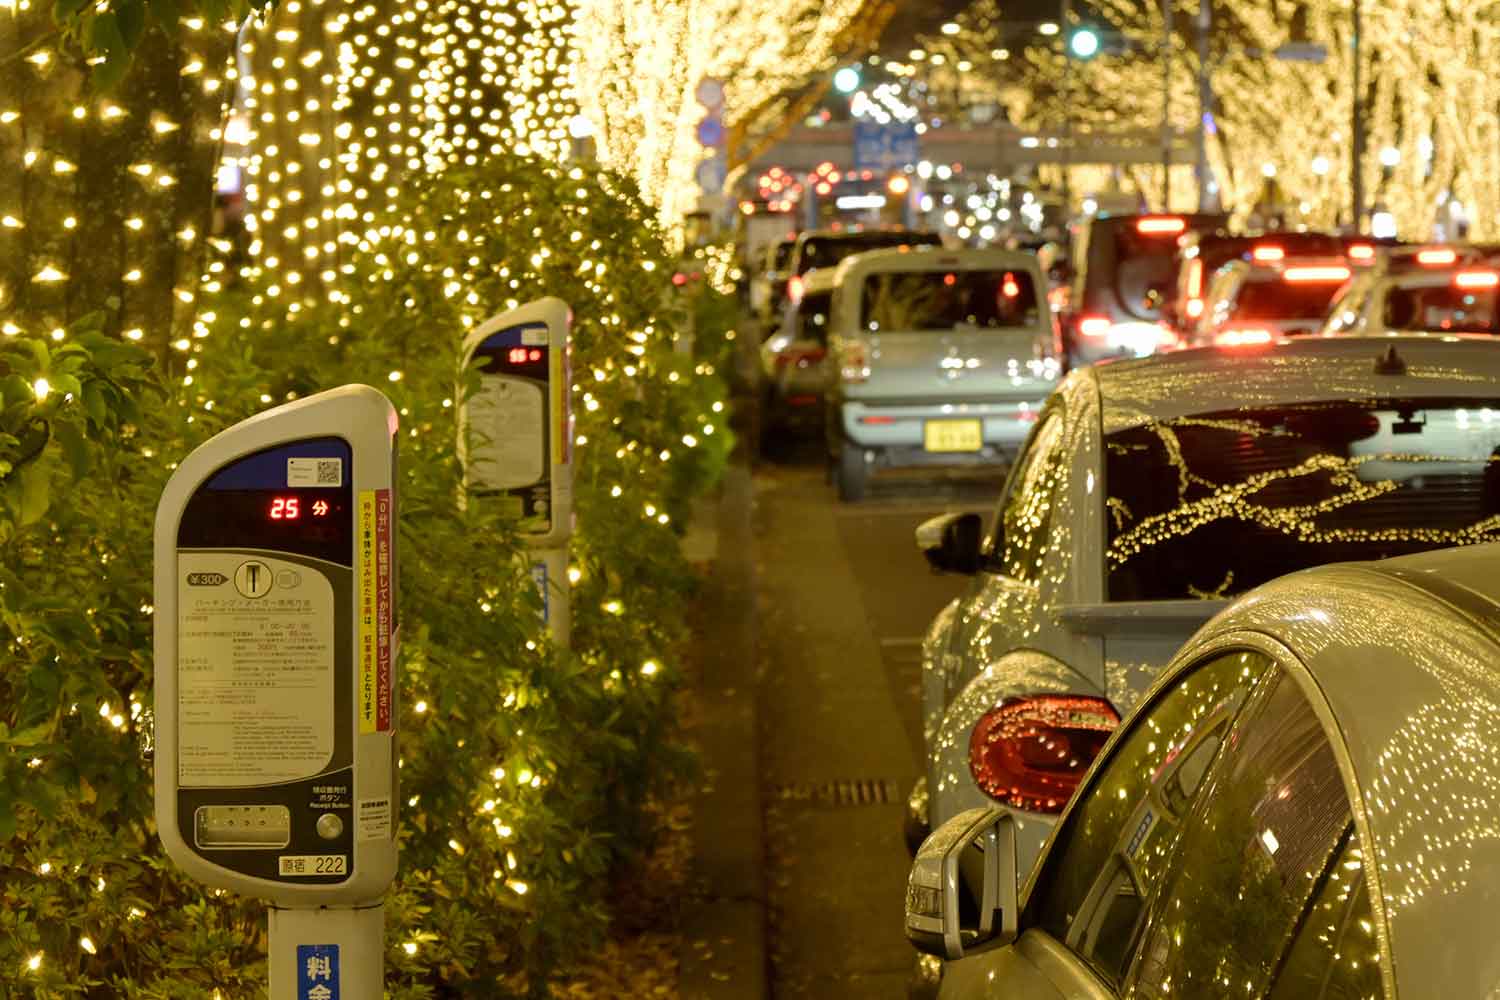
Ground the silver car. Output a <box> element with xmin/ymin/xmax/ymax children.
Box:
<box><xmin>911</xmin><ymin>334</ymin><xmax>1500</xmax><ymax>882</ymax></box>
<box><xmin>907</xmin><ymin>540</ymin><xmax>1500</xmax><ymax>999</ymax></box>
<box><xmin>825</xmin><ymin>247</ymin><xmax>1061</xmax><ymax>501</ymax></box>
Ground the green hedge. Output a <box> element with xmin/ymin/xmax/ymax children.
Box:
<box><xmin>0</xmin><ymin>153</ymin><xmax>732</xmax><ymax>998</ymax></box>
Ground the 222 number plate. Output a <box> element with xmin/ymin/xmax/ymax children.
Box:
<box><xmin>924</xmin><ymin>419</ymin><xmax>983</xmax><ymax>453</ymax></box>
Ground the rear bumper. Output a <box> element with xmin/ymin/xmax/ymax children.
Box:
<box><xmin>841</xmin><ymin>397</ymin><xmax>1043</xmax><ymax>457</ymax></box>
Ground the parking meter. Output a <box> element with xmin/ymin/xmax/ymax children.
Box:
<box><xmin>459</xmin><ymin>296</ymin><xmax>573</xmax><ymax>646</ymax></box>
<box><xmin>153</xmin><ymin>384</ymin><xmax>399</xmax><ymax>999</ymax></box>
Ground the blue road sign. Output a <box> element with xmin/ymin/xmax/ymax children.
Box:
<box><xmin>852</xmin><ymin>121</ymin><xmax>920</xmax><ymax>171</ymax></box>
<box><xmin>696</xmin><ymin>114</ymin><xmax>725</xmax><ymax>148</ymax></box>
<box><xmin>297</xmin><ymin>944</ymin><xmax>340</xmax><ymax>1000</ymax></box>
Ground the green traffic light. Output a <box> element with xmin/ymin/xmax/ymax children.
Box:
<box><xmin>1069</xmin><ymin>28</ymin><xmax>1100</xmax><ymax>59</ymax></box>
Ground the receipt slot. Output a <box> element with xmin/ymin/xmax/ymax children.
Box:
<box><xmin>459</xmin><ymin>297</ymin><xmax>574</xmax><ymax>647</ymax></box>
<box><xmin>153</xmin><ymin>385</ymin><xmax>399</xmax><ymax>999</ymax></box>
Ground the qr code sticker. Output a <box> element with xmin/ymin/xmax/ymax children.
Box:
<box><xmin>288</xmin><ymin>457</ymin><xmax>343</xmax><ymax>488</ymax></box>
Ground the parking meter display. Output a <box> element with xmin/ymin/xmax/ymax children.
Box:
<box><xmin>173</xmin><ymin>436</ymin><xmax>358</xmax><ymax>885</ymax></box>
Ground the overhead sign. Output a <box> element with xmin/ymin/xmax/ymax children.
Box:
<box><xmin>853</xmin><ymin>121</ymin><xmax>920</xmax><ymax>171</ymax></box>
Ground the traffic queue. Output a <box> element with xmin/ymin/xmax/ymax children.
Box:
<box><xmin>741</xmin><ymin>215</ymin><xmax>1500</xmax><ymax>1000</ymax></box>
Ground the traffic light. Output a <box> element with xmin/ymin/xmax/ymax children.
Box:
<box><xmin>1068</xmin><ymin>27</ymin><xmax>1100</xmax><ymax>59</ymax></box>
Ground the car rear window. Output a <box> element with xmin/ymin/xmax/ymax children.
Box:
<box><xmin>860</xmin><ymin>269</ymin><xmax>1041</xmax><ymax>332</ymax></box>
<box><xmin>1231</xmin><ymin>279</ymin><xmax>1346</xmax><ymax>322</ymax></box>
<box><xmin>1105</xmin><ymin>399</ymin><xmax>1500</xmax><ymax>601</ymax></box>
<box><xmin>1112</xmin><ymin>229</ymin><xmax>1181</xmax><ymax>321</ymax></box>
<box><xmin>1382</xmin><ymin>283</ymin><xmax>1500</xmax><ymax>334</ymax></box>
<box><xmin>771</xmin><ymin>240</ymin><xmax>795</xmax><ymax>271</ymax></box>
<box><xmin>795</xmin><ymin>232</ymin><xmax>941</xmax><ymax>275</ymax></box>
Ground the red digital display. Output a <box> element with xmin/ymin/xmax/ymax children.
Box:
<box><xmin>269</xmin><ymin>497</ymin><xmax>332</xmax><ymax>520</ymax></box>
<box><xmin>507</xmin><ymin>347</ymin><xmax>544</xmax><ymax>364</ymax></box>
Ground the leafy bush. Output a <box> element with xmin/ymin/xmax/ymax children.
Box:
<box><xmin>0</xmin><ymin>152</ymin><xmax>731</xmax><ymax>998</ymax></box>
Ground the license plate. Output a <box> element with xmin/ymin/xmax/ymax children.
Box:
<box><xmin>924</xmin><ymin>419</ymin><xmax>983</xmax><ymax>452</ymax></box>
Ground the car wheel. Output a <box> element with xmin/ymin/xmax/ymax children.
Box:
<box><xmin>837</xmin><ymin>442</ymin><xmax>869</xmax><ymax>502</ymax></box>
<box><xmin>903</xmin><ymin>775</ymin><xmax>931</xmax><ymax>857</ymax></box>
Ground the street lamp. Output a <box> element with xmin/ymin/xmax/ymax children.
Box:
<box><xmin>833</xmin><ymin>67</ymin><xmax>861</xmax><ymax>94</ymax></box>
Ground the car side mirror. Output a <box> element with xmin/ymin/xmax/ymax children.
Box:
<box><xmin>905</xmin><ymin>807</ymin><xmax>1018</xmax><ymax>961</ymax></box>
<box><xmin>915</xmin><ymin>512</ymin><xmax>985</xmax><ymax>575</ymax></box>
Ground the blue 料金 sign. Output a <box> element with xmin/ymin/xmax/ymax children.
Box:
<box><xmin>852</xmin><ymin>121</ymin><xmax>920</xmax><ymax>171</ymax></box>
<box><xmin>297</xmin><ymin>944</ymin><xmax>340</xmax><ymax>1000</ymax></box>
<box><xmin>531</xmin><ymin>559</ymin><xmax>549</xmax><ymax>624</ymax></box>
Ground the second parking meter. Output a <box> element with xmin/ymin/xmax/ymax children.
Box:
<box><xmin>459</xmin><ymin>297</ymin><xmax>574</xmax><ymax>646</ymax></box>
<box><xmin>153</xmin><ymin>384</ymin><xmax>399</xmax><ymax>999</ymax></box>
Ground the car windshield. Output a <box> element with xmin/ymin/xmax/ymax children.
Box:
<box><xmin>1231</xmin><ymin>278</ymin><xmax>1345</xmax><ymax>322</ymax></box>
<box><xmin>795</xmin><ymin>232</ymin><xmax>941</xmax><ymax>275</ymax></box>
<box><xmin>1383</xmin><ymin>283</ymin><xmax>1500</xmax><ymax>333</ymax></box>
<box><xmin>1105</xmin><ymin>399</ymin><xmax>1500</xmax><ymax>601</ymax></box>
<box><xmin>861</xmin><ymin>269</ymin><xmax>1041</xmax><ymax>332</ymax></box>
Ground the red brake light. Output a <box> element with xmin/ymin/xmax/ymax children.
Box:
<box><xmin>1348</xmin><ymin>243</ymin><xmax>1376</xmax><ymax>262</ymax></box>
<box><xmin>1215</xmin><ymin>327</ymin><xmax>1277</xmax><ymax>346</ymax></box>
<box><xmin>1251</xmin><ymin>245</ymin><xmax>1285</xmax><ymax>262</ymax></box>
<box><xmin>969</xmin><ymin>696</ymin><xmax>1120</xmax><ymax>813</ymax></box>
<box><xmin>1185</xmin><ymin>298</ymin><xmax>1204</xmax><ymax>319</ymax></box>
<box><xmin>788</xmin><ymin>275</ymin><xmax>805</xmax><ymax>303</ymax></box>
<box><xmin>1455</xmin><ymin>270</ymin><xmax>1500</xmax><ymax>289</ymax></box>
<box><xmin>1078</xmin><ymin>315</ymin><xmax>1112</xmax><ymax>338</ymax></box>
<box><xmin>858</xmin><ymin>415</ymin><xmax>896</xmax><ymax>425</ymax></box>
<box><xmin>1185</xmin><ymin>258</ymin><xmax>1204</xmax><ymax>297</ymax></box>
<box><xmin>1283</xmin><ymin>265</ymin><xmax>1351</xmax><ymax>283</ymax></box>
<box><xmin>1136</xmin><ymin>216</ymin><xmax>1186</xmax><ymax>235</ymax></box>
<box><xmin>1417</xmin><ymin>247</ymin><xmax>1458</xmax><ymax>266</ymax></box>
<box><xmin>1002</xmin><ymin>272</ymin><xmax>1020</xmax><ymax>299</ymax></box>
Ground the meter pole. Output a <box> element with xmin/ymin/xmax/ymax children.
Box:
<box><xmin>530</xmin><ymin>544</ymin><xmax>572</xmax><ymax>650</ymax></box>
<box><xmin>268</xmin><ymin>903</ymin><xmax>385</xmax><ymax>999</ymax></box>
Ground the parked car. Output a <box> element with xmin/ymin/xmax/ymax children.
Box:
<box><xmin>757</xmin><ymin>266</ymin><xmax>836</xmax><ymax>450</ymax></box>
<box><xmin>823</xmin><ymin>246</ymin><xmax>1061</xmax><ymax>501</ymax></box>
<box><xmin>1185</xmin><ymin>254</ymin><xmax>1352</xmax><ymax>345</ymax></box>
<box><xmin>1063</xmin><ymin>212</ymin><xmax>1227</xmax><ymax>366</ymax></box>
<box><xmin>1322</xmin><ymin>254</ymin><xmax>1500</xmax><ymax>337</ymax></box>
<box><xmin>749</xmin><ymin>234</ymin><xmax>797</xmax><ymax>326</ymax></box>
<box><xmin>908</xmin><ymin>334</ymin><xmax>1500</xmax><ymax>880</ymax></box>
<box><xmin>906</xmin><ymin>540</ymin><xmax>1500</xmax><ymax>999</ymax></box>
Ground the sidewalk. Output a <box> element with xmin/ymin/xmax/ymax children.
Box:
<box><xmin>678</xmin><ymin>455</ymin><xmax>767</xmax><ymax>1000</ymax></box>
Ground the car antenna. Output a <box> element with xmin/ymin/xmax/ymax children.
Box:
<box><xmin>1373</xmin><ymin>344</ymin><xmax>1407</xmax><ymax>376</ymax></box>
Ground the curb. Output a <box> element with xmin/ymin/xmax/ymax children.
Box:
<box><xmin>679</xmin><ymin>456</ymin><xmax>767</xmax><ymax>1000</ymax></box>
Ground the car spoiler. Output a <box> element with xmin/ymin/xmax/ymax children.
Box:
<box><xmin>1058</xmin><ymin>599</ymin><xmax>1232</xmax><ymax>636</ymax></box>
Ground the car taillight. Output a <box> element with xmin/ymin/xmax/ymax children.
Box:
<box><xmin>788</xmin><ymin>276</ymin><xmax>805</xmax><ymax>303</ymax></box>
<box><xmin>1455</xmin><ymin>270</ymin><xmax>1500</xmax><ymax>289</ymax></box>
<box><xmin>841</xmin><ymin>342</ymin><xmax>870</xmax><ymax>383</ymax></box>
<box><xmin>969</xmin><ymin>695</ymin><xmax>1120</xmax><ymax>813</ymax></box>
<box><xmin>1136</xmin><ymin>215</ymin><xmax>1186</xmax><ymax>235</ymax></box>
<box><xmin>1251</xmin><ymin>244</ymin><xmax>1284</xmax><ymax>262</ymax></box>
<box><xmin>1214</xmin><ymin>326</ymin><xmax>1277</xmax><ymax>346</ymax></box>
<box><xmin>1078</xmin><ymin>315</ymin><xmax>1112</xmax><ymax>338</ymax></box>
<box><xmin>1185</xmin><ymin>297</ymin><xmax>1204</xmax><ymax>319</ymax></box>
<box><xmin>774</xmin><ymin>346</ymin><xmax>827</xmax><ymax>370</ymax></box>
<box><xmin>1348</xmin><ymin>243</ymin><xmax>1376</xmax><ymax>263</ymax></box>
<box><xmin>1417</xmin><ymin>247</ymin><xmax>1458</xmax><ymax>266</ymax></box>
<box><xmin>1283</xmin><ymin>265</ymin><xmax>1351</xmax><ymax>283</ymax></box>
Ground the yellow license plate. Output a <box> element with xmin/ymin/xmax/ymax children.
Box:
<box><xmin>924</xmin><ymin>419</ymin><xmax>983</xmax><ymax>452</ymax></box>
